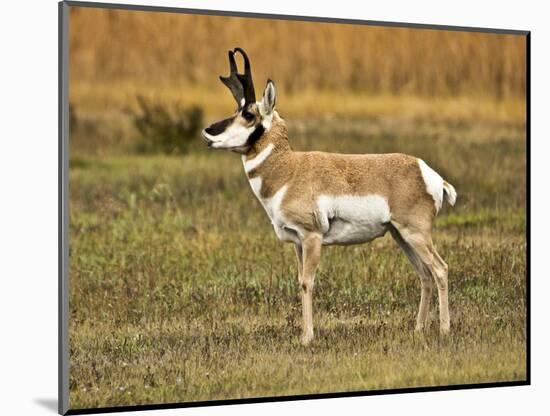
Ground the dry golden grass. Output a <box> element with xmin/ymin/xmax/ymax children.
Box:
<box><xmin>70</xmin><ymin>7</ymin><xmax>526</xmax><ymax>98</ymax></box>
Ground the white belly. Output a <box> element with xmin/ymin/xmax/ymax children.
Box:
<box><xmin>317</xmin><ymin>194</ymin><xmax>391</xmax><ymax>245</ymax></box>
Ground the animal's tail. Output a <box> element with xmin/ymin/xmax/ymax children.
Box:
<box><xmin>443</xmin><ymin>181</ymin><xmax>457</xmax><ymax>206</ymax></box>
<box><xmin>417</xmin><ymin>159</ymin><xmax>457</xmax><ymax>212</ymax></box>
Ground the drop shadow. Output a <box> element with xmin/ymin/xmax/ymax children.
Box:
<box><xmin>34</xmin><ymin>398</ymin><xmax>58</xmax><ymax>413</ymax></box>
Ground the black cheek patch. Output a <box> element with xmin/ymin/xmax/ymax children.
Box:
<box><xmin>204</xmin><ymin>116</ymin><xmax>235</xmax><ymax>136</ymax></box>
<box><xmin>246</xmin><ymin>124</ymin><xmax>265</xmax><ymax>146</ymax></box>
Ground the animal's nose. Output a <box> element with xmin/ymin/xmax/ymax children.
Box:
<box><xmin>204</xmin><ymin>126</ymin><xmax>215</xmax><ymax>136</ymax></box>
<box><xmin>201</xmin><ymin>129</ymin><xmax>213</xmax><ymax>146</ymax></box>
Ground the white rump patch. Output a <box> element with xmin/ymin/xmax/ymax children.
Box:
<box><xmin>242</xmin><ymin>143</ymin><xmax>274</xmax><ymax>173</ymax></box>
<box><xmin>417</xmin><ymin>159</ymin><xmax>445</xmax><ymax>212</ymax></box>
<box><xmin>316</xmin><ymin>194</ymin><xmax>391</xmax><ymax>245</ymax></box>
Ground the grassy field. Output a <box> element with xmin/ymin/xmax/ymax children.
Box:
<box><xmin>68</xmin><ymin>108</ymin><xmax>527</xmax><ymax>409</ymax></box>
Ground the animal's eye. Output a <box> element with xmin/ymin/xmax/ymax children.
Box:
<box><xmin>242</xmin><ymin>111</ymin><xmax>255</xmax><ymax>121</ymax></box>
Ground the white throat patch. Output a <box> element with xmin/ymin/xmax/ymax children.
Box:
<box><xmin>247</xmin><ymin>176</ymin><xmax>262</xmax><ymax>199</ymax></box>
<box><xmin>242</xmin><ymin>143</ymin><xmax>274</xmax><ymax>173</ymax></box>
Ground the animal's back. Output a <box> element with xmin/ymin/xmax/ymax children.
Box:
<box><xmin>281</xmin><ymin>151</ymin><xmax>453</xmax><ymax>244</ymax></box>
<box><xmin>286</xmin><ymin>151</ymin><xmax>425</xmax><ymax>204</ymax></box>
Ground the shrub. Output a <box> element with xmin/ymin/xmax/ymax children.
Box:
<box><xmin>130</xmin><ymin>95</ymin><xmax>203</xmax><ymax>154</ymax></box>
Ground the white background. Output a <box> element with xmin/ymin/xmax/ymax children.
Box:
<box><xmin>0</xmin><ymin>0</ymin><xmax>547</xmax><ymax>414</ymax></box>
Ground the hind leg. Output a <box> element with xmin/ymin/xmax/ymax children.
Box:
<box><xmin>391</xmin><ymin>221</ymin><xmax>450</xmax><ymax>334</ymax></box>
<box><xmin>390</xmin><ymin>224</ymin><xmax>434</xmax><ymax>331</ymax></box>
<box><xmin>294</xmin><ymin>243</ymin><xmax>303</xmax><ymax>284</ymax></box>
<box><xmin>431</xmin><ymin>248</ymin><xmax>450</xmax><ymax>333</ymax></box>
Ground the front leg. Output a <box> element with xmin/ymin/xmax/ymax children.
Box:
<box><xmin>299</xmin><ymin>233</ymin><xmax>322</xmax><ymax>345</ymax></box>
<box><xmin>294</xmin><ymin>243</ymin><xmax>303</xmax><ymax>282</ymax></box>
<box><xmin>294</xmin><ymin>243</ymin><xmax>305</xmax><ymax>342</ymax></box>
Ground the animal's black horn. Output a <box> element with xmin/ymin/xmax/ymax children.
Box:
<box><xmin>228</xmin><ymin>49</ymin><xmax>238</xmax><ymax>73</ymax></box>
<box><xmin>219</xmin><ymin>50</ymin><xmax>245</xmax><ymax>107</ymax></box>
<box><xmin>233</xmin><ymin>47</ymin><xmax>256</xmax><ymax>104</ymax></box>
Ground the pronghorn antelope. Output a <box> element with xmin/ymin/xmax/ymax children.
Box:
<box><xmin>202</xmin><ymin>48</ymin><xmax>457</xmax><ymax>345</ymax></box>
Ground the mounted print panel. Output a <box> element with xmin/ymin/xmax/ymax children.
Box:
<box><xmin>59</xmin><ymin>1</ymin><xmax>529</xmax><ymax>414</ymax></box>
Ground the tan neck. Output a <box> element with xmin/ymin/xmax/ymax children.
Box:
<box><xmin>242</xmin><ymin>113</ymin><xmax>295</xmax><ymax>198</ymax></box>
<box><xmin>246</xmin><ymin>112</ymin><xmax>291</xmax><ymax>160</ymax></box>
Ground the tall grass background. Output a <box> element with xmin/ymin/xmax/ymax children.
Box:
<box><xmin>70</xmin><ymin>8</ymin><xmax>525</xmax><ymax>98</ymax></box>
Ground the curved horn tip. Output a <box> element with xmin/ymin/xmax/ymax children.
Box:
<box><xmin>226</xmin><ymin>50</ymin><xmax>235</xmax><ymax>66</ymax></box>
<box><xmin>233</xmin><ymin>47</ymin><xmax>249</xmax><ymax>58</ymax></box>
<box><xmin>227</xmin><ymin>50</ymin><xmax>238</xmax><ymax>72</ymax></box>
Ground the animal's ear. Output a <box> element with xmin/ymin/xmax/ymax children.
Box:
<box><xmin>260</xmin><ymin>79</ymin><xmax>277</xmax><ymax>116</ymax></box>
